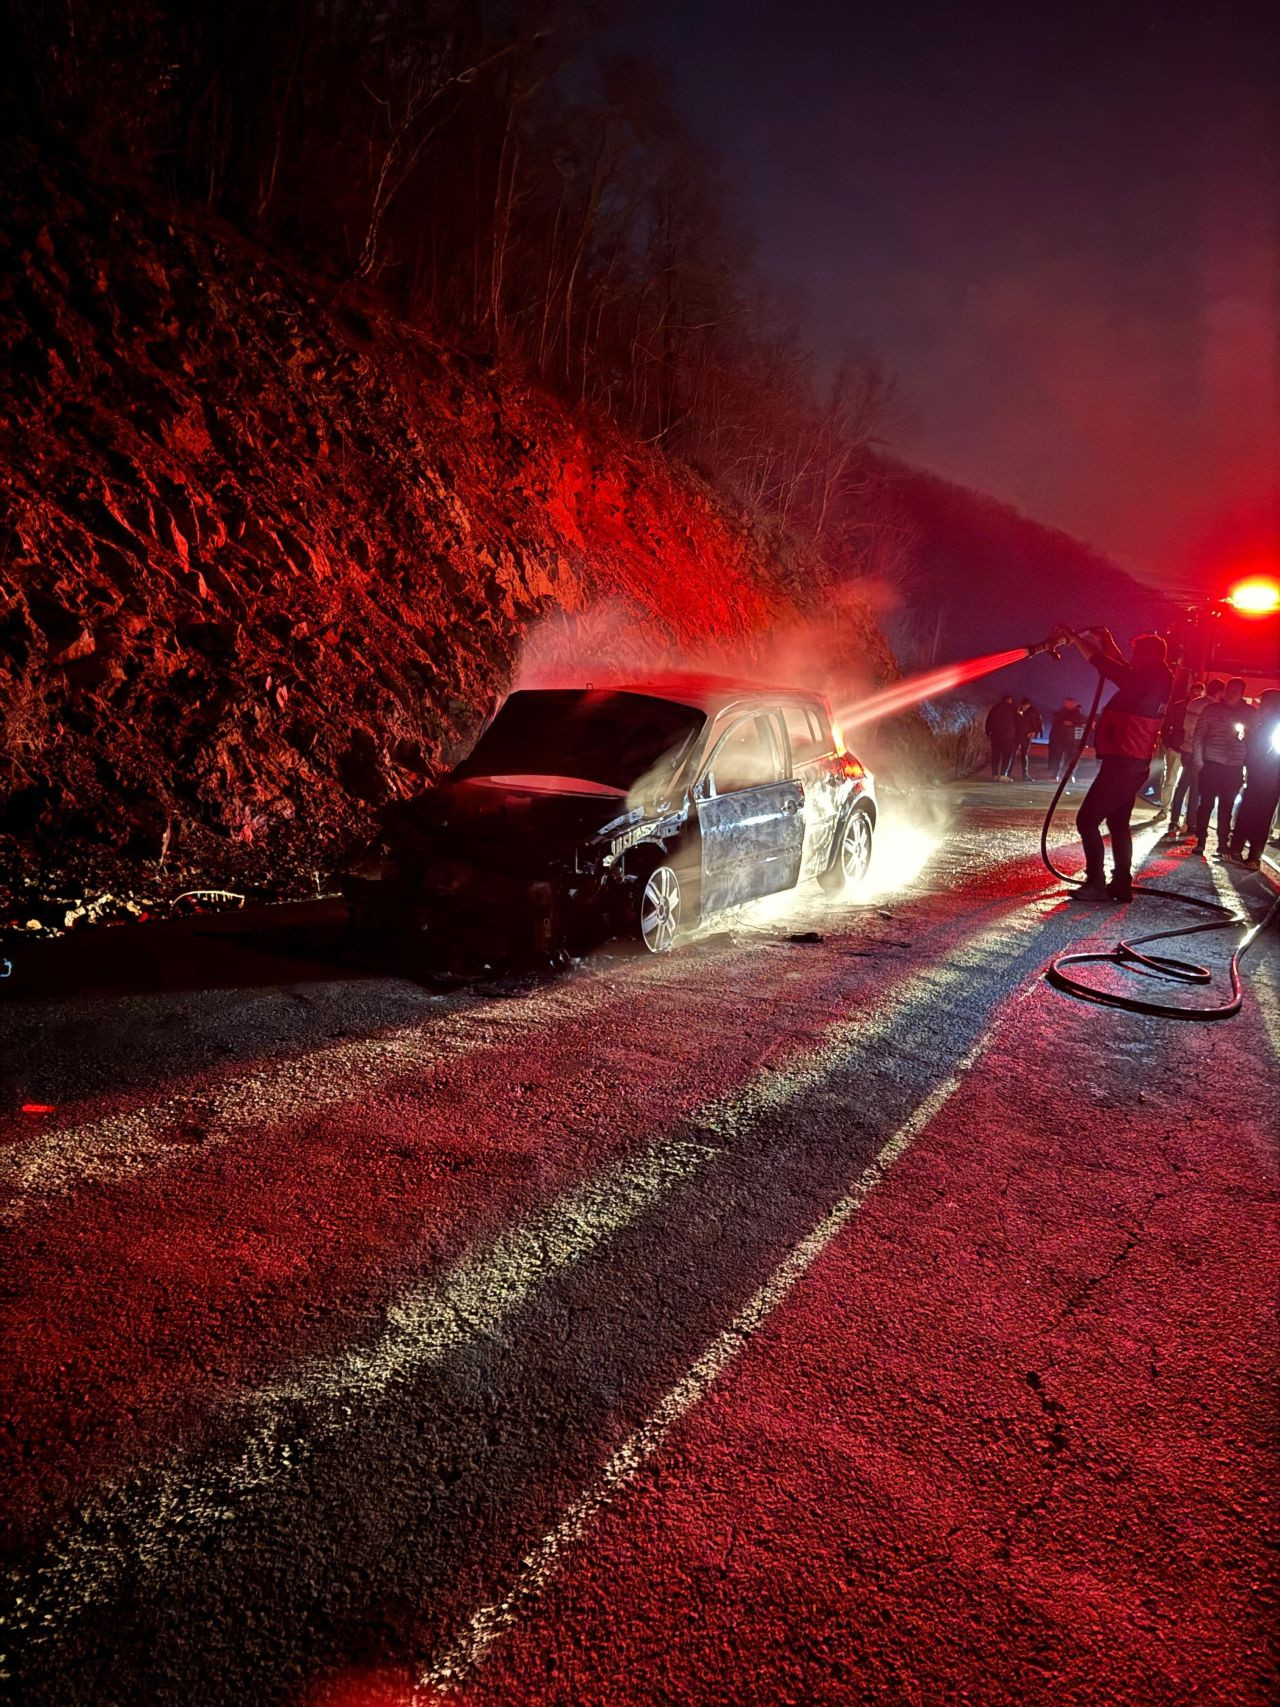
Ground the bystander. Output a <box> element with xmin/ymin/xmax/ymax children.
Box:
<box><xmin>1015</xmin><ymin>697</ymin><xmax>1043</xmax><ymax>780</ymax></box>
<box><xmin>1168</xmin><ymin>679</ymin><xmax>1220</xmax><ymax>838</ymax></box>
<box><xmin>1227</xmin><ymin>690</ymin><xmax>1280</xmax><ymax>870</ymax></box>
<box><xmin>1192</xmin><ymin>679</ymin><xmax>1251</xmax><ymax>857</ymax></box>
<box><xmin>985</xmin><ymin>694</ymin><xmax>1019</xmax><ymax>781</ymax></box>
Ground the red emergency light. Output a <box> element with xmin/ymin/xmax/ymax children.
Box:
<box><xmin>1226</xmin><ymin>576</ymin><xmax>1280</xmax><ymax>617</ymax></box>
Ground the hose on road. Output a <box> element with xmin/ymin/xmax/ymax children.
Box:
<box><xmin>1039</xmin><ymin>669</ymin><xmax>1279</xmax><ymax>1020</ymax></box>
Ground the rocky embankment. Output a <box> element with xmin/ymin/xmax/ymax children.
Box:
<box><xmin>0</xmin><ymin>145</ymin><xmax>902</xmax><ymax>927</ymax></box>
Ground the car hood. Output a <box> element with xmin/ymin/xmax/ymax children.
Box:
<box><xmin>384</xmin><ymin>775</ymin><xmax>639</xmax><ymax>859</ymax></box>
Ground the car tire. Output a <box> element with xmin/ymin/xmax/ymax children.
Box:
<box><xmin>819</xmin><ymin>806</ymin><xmax>874</xmax><ymax>895</ymax></box>
<box><xmin>636</xmin><ymin>860</ymin><xmax>684</xmax><ymax>953</ymax></box>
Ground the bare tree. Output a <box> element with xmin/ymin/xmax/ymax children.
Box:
<box><xmin>11</xmin><ymin>1</ymin><xmax>909</xmax><ymax>615</ymax></box>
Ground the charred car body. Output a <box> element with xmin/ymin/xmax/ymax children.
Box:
<box><xmin>346</xmin><ymin>678</ymin><xmax>876</xmax><ymax>956</ymax></box>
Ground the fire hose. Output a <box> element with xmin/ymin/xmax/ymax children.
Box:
<box><xmin>1034</xmin><ymin>646</ymin><xmax>1279</xmax><ymax>1020</ymax></box>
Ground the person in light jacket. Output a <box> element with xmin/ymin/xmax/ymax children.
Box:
<box><xmin>1168</xmin><ymin>679</ymin><xmax>1220</xmax><ymax>837</ymax></box>
<box><xmin>1153</xmin><ymin>683</ymin><xmax>1192</xmax><ymax>815</ymax></box>
<box><xmin>1192</xmin><ymin>679</ymin><xmax>1251</xmax><ymax>856</ymax></box>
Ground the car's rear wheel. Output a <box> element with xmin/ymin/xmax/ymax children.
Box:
<box><xmin>819</xmin><ymin>807</ymin><xmax>874</xmax><ymax>895</ymax></box>
<box><xmin>638</xmin><ymin>862</ymin><xmax>683</xmax><ymax>953</ymax></box>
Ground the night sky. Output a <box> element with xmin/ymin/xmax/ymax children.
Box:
<box><xmin>613</xmin><ymin>0</ymin><xmax>1279</xmax><ymax>596</ymax></box>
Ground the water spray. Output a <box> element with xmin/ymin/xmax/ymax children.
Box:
<box><xmin>837</xmin><ymin>646</ymin><xmax>1032</xmax><ymax>733</ymax></box>
<box><xmin>836</xmin><ymin>629</ymin><xmax>1114</xmax><ymax>734</ymax></box>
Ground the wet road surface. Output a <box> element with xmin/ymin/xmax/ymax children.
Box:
<box><xmin>2</xmin><ymin>786</ymin><xmax>1277</xmax><ymax>1705</ymax></box>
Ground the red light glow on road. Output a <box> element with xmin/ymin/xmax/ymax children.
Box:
<box><xmin>1226</xmin><ymin>576</ymin><xmax>1280</xmax><ymax>616</ymax></box>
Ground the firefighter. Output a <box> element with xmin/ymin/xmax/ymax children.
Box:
<box><xmin>1055</xmin><ymin>626</ymin><xmax>1173</xmax><ymax>901</ymax></box>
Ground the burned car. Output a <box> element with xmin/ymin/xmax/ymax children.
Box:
<box><xmin>345</xmin><ymin>677</ymin><xmax>876</xmax><ymax>957</ymax></box>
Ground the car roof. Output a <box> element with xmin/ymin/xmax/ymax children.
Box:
<box><xmin>568</xmin><ymin>673</ymin><xmax>831</xmax><ymax>717</ymax></box>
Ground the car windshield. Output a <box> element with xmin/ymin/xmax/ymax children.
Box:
<box><xmin>457</xmin><ymin>690</ymin><xmax>704</xmax><ymax>793</ymax></box>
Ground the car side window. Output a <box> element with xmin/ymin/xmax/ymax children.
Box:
<box><xmin>808</xmin><ymin>705</ymin><xmax>835</xmax><ymax>755</ymax></box>
<box><xmin>782</xmin><ymin>702</ymin><xmax>835</xmax><ymax>762</ymax></box>
<box><xmin>783</xmin><ymin>704</ymin><xmax>819</xmax><ymax>763</ymax></box>
<box><xmin>708</xmin><ymin>713</ymin><xmax>783</xmax><ymax>794</ymax></box>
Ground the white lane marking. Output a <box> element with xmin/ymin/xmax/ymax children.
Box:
<box><xmin>8</xmin><ymin>915</ymin><xmax>1039</xmax><ymax>1650</ymax></box>
<box><xmin>259</xmin><ymin>912</ymin><xmax>1044</xmax><ymax>1416</ymax></box>
<box><xmin>0</xmin><ymin>976</ymin><xmax>637</xmax><ymax>1221</ymax></box>
<box><xmin>3</xmin><ymin>1130</ymin><xmax>724</xmax><ymax>1642</ymax></box>
<box><xmin>414</xmin><ymin>1019</ymin><xmax>1005</xmax><ymax>1694</ymax></box>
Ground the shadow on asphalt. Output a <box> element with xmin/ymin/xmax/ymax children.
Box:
<box><xmin>1</xmin><ymin>834</ymin><xmax>1072</xmax><ymax>1116</ymax></box>
<box><xmin>1</xmin><ymin>895</ymin><xmax>645</xmax><ymax>1007</ymax></box>
<box><xmin>8</xmin><ymin>889</ymin><xmax>1084</xmax><ymax>1707</ymax></box>
<box><xmin>0</xmin><ymin>901</ymin><xmax>585</xmax><ymax>1111</ymax></box>
<box><xmin>1</xmin><ymin>900</ymin><xmax>359</xmax><ymax>1002</ymax></box>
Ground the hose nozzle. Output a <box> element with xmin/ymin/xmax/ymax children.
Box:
<box><xmin>1024</xmin><ymin>634</ymin><xmax>1064</xmax><ymax>660</ymax></box>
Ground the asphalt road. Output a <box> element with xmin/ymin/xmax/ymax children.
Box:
<box><xmin>2</xmin><ymin>784</ymin><xmax>1277</xmax><ymax>1706</ymax></box>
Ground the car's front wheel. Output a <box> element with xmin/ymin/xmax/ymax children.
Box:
<box><xmin>637</xmin><ymin>862</ymin><xmax>683</xmax><ymax>953</ymax></box>
<box><xmin>819</xmin><ymin>807</ymin><xmax>874</xmax><ymax>895</ymax></box>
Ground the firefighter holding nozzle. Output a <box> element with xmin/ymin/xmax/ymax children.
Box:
<box><xmin>1051</xmin><ymin>624</ymin><xmax>1173</xmax><ymax>901</ymax></box>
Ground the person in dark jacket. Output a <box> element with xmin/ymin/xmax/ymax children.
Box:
<box><xmin>1166</xmin><ymin>680</ymin><xmax>1213</xmax><ymax>835</ymax></box>
<box><xmin>985</xmin><ymin>694</ymin><xmax>1019</xmax><ymax>780</ymax></box>
<box><xmin>1193</xmin><ymin>679</ymin><xmax>1252</xmax><ymax>855</ymax></box>
<box><xmin>1048</xmin><ymin>698</ymin><xmax>1084</xmax><ymax>783</ymax></box>
<box><xmin>1015</xmin><ymin>698</ymin><xmax>1043</xmax><ymax>779</ymax></box>
<box><xmin>1057</xmin><ymin>626</ymin><xmax>1173</xmax><ymax>900</ymax></box>
<box><xmin>1228</xmin><ymin>690</ymin><xmax>1280</xmax><ymax>869</ymax></box>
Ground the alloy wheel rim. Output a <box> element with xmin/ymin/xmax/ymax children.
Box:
<box><xmin>842</xmin><ymin>814</ymin><xmax>872</xmax><ymax>882</ymax></box>
<box><xmin>641</xmin><ymin>866</ymin><xmax>680</xmax><ymax>952</ymax></box>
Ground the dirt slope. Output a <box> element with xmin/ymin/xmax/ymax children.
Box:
<box><xmin>1</xmin><ymin>144</ymin><xmax>897</xmax><ymax>913</ymax></box>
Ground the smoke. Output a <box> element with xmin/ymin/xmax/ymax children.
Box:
<box><xmin>512</xmin><ymin>602</ymin><xmax>677</xmax><ymax>689</ymax></box>
<box><xmin>511</xmin><ymin>592</ymin><xmax>1032</xmax><ymax>798</ymax></box>
<box><xmin>513</xmin><ymin>584</ymin><xmax>905</xmax><ymax>722</ymax></box>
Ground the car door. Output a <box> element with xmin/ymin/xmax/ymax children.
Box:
<box><xmin>782</xmin><ymin>699</ymin><xmax>842</xmax><ymax>879</ymax></box>
<box><xmin>695</xmin><ymin>709</ymin><xmax>804</xmax><ymax>912</ymax></box>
